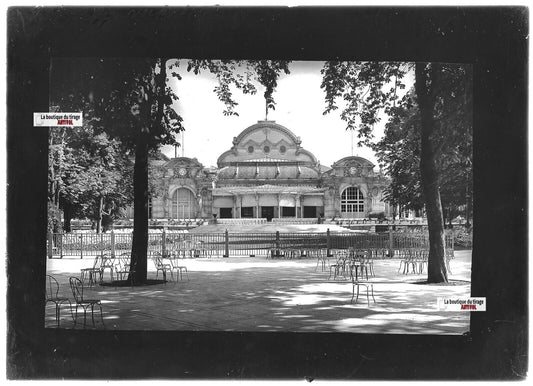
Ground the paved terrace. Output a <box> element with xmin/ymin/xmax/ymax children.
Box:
<box><xmin>45</xmin><ymin>250</ymin><xmax>472</xmax><ymax>334</ymax></box>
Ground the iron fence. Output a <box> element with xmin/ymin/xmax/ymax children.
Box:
<box><xmin>47</xmin><ymin>230</ymin><xmax>454</xmax><ymax>259</ymax></box>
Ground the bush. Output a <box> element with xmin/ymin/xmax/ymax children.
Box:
<box><xmin>368</xmin><ymin>211</ymin><xmax>386</xmax><ymax>220</ymax></box>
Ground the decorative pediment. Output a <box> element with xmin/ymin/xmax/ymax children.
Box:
<box><xmin>332</xmin><ymin>156</ymin><xmax>375</xmax><ymax>177</ymax></box>
<box><xmin>218</xmin><ymin>121</ymin><xmax>318</xmax><ymax>166</ymax></box>
<box><xmin>161</xmin><ymin>157</ymin><xmax>208</xmax><ymax>180</ymax></box>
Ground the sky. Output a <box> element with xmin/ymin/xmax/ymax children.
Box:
<box><xmin>162</xmin><ymin>61</ymin><xmax>412</xmax><ymax>169</ymax></box>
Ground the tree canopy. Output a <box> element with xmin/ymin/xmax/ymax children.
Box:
<box><xmin>50</xmin><ymin>58</ymin><xmax>291</xmax><ymax>283</ymax></box>
<box><xmin>373</xmin><ymin>76</ymin><xmax>473</xmax><ymax>225</ymax></box>
<box><xmin>321</xmin><ymin>61</ymin><xmax>472</xmax><ymax>283</ymax></box>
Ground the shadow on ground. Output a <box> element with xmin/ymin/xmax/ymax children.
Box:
<box><xmin>45</xmin><ymin>251</ymin><xmax>472</xmax><ymax>334</ymax></box>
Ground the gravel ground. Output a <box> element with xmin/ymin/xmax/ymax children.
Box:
<box><xmin>45</xmin><ymin>250</ymin><xmax>472</xmax><ymax>334</ymax></box>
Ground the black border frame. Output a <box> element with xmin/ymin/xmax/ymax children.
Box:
<box><xmin>6</xmin><ymin>6</ymin><xmax>528</xmax><ymax>379</ymax></box>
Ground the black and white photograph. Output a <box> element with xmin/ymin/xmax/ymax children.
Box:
<box><xmin>45</xmin><ymin>58</ymin><xmax>473</xmax><ymax>334</ymax></box>
<box><xmin>6</xmin><ymin>6</ymin><xmax>528</xmax><ymax>380</ymax></box>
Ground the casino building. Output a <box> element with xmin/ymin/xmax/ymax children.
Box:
<box><xmin>147</xmin><ymin>120</ymin><xmax>391</xmax><ymax>221</ymax></box>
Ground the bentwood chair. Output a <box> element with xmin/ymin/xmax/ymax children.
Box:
<box><xmin>69</xmin><ymin>277</ymin><xmax>105</xmax><ymax>328</ymax></box>
<box><xmin>45</xmin><ymin>275</ymin><xmax>73</xmax><ymax>327</ymax></box>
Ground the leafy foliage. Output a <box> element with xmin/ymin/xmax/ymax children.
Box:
<box><xmin>50</xmin><ymin>57</ymin><xmax>292</xmax><ymax>283</ymax></box>
<box><xmin>185</xmin><ymin>60</ymin><xmax>290</xmax><ymax>116</ymax></box>
<box><xmin>60</xmin><ymin>125</ymin><xmax>134</xmax><ymax>230</ymax></box>
<box><xmin>321</xmin><ymin>61</ymin><xmax>472</xmax><ymax>283</ymax></box>
<box><xmin>47</xmin><ymin>121</ymin><xmax>134</xmax><ymax>232</ymax></box>
<box><xmin>321</xmin><ymin>61</ymin><xmax>407</xmax><ymax>143</ymax></box>
<box><xmin>373</xmin><ymin>92</ymin><xmax>424</xmax><ymax>213</ymax></box>
<box><xmin>373</xmin><ymin>69</ymin><xmax>473</xmax><ymax>223</ymax></box>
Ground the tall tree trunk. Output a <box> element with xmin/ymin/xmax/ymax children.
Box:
<box><xmin>465</xmin><ymin>182</ymin><xmax>472</xmax><ymax>228</ymax></box>
<box><xmin>96</xmin><ymin>195</ymin><xmax>103</xmax><ymax>233</ymax></box>
<box><xmin>129</xmin><ymin>131</ymin><xmax>150</xmax><ymax>284</ymax></box>
<box><xmin>128</xmin><ymin>58</ymin><xmax>168</xmax><ymax>285</ymax></box>
<box><xmin>415</xmin><ymin>63</ymin><xmax>448</xmax><ymax>283</ymax></box>
<box><xmin>63</xmin><ymin>201</ymin><xmax>72</xmax><ymax>233</ymax></box>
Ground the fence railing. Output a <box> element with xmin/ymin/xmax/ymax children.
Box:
<box><xmin>272</xmin><ymin>218</ymin><xmax>318</xmax><ymax>224</ymax></box>
<box><xmin>217</xmin><ymin>218</ymin><xmax>267</xmax><ymax>225</ymax></box>
<box><xmin>47</xmin><ymin>229</ymin><xmax>454</xmax><ymax>259</ymax></box>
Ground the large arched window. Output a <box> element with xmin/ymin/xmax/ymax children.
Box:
<box><xmin>171</xmin><ymin>188</ymin><xmax>196</xmax><ymax>219</ymax></box>
<box><xmin>341</xmin><ymin>187</ymin><xmax>365</xmax><ymax>213</ymax></box>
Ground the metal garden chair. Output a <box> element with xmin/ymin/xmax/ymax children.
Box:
<box><xmin>168</xmin><ymin>251</ymin><xmax>189</xmax><ymax>281</ymax></box>
<box><xmin>69</xmin><ymin>277</ymin><xmax>105</xmax><ymax>328</ymax></box>
<box><xmin>114</xmin><ymin>252</ymin><xmax>135</xmax><ymax>286</ymax></box>
<box><xmin>352</xmin><ymin>250</ymin><xmax>373</xmax><ymax>280</ymax></box>
<box><xmin>45</xmin><ymin>274</ymin><xmax>73</xmax><ymax>327</ymax></box>
<box><xmin>151</xmin><ymin>251</ymin><xmax>171</xmax><ymax>282</ymax></box>
<box><xmin>349</xmin><ymin>259</ymin><xmax>376</xmax><ymax>306</ymax></box>
<box><xmin>328</xmin><ymin>250</ymin><xmax>348</xmax><ymax>280</ymax></box>
<box><xmin>314</xmin><ymin>249</ymin><xmax>329</xmax><ymax>272</ymax></box>
<box><xmin>416</xmin><ymin>249</ymin><xmax>429</xmax><ymax>274</ymax></box>
<box><xmin>350</xmin><ymin>279</ymin><xmax>376</xmax><ymax>305</ymax></box>
<box><xmin>80</xmin><ymin>255</ymin><xmax>103</xmax><ymax>287</ymax></box>
<box><xmin>100</xmin><ymin>253</ymin><xmax>116</xmax><ymax>282</ymax></box>
<box><xmin>398</xmin><ymin>249</ymin><xmax>418</xmax><ymax>274</ymax></box>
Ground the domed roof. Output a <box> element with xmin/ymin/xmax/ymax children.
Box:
<box><xmin>217</xmin><ymin>120</ymin><xmax>318</xmax><ymax>167</ymax></box>
<box><xmin>232</xmin><ymin>120</ymin><xmax>302</xmax><ymax>146</ymax></box>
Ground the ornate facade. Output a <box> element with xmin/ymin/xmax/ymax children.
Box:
<box><xmin>148</xmin><ymin>121</ymin><xmax>391</xmax><ymax>221</ymax></box>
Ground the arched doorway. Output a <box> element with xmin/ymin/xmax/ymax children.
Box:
<box><xmin>340</xmin><ymin>186</ymin><xmax>365</xmax><ymax>218</ymax></box>
<box><xmin>171</xmin><ymin>188</ymin><xmax>196</xmax><ymax>219</ymax></box>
